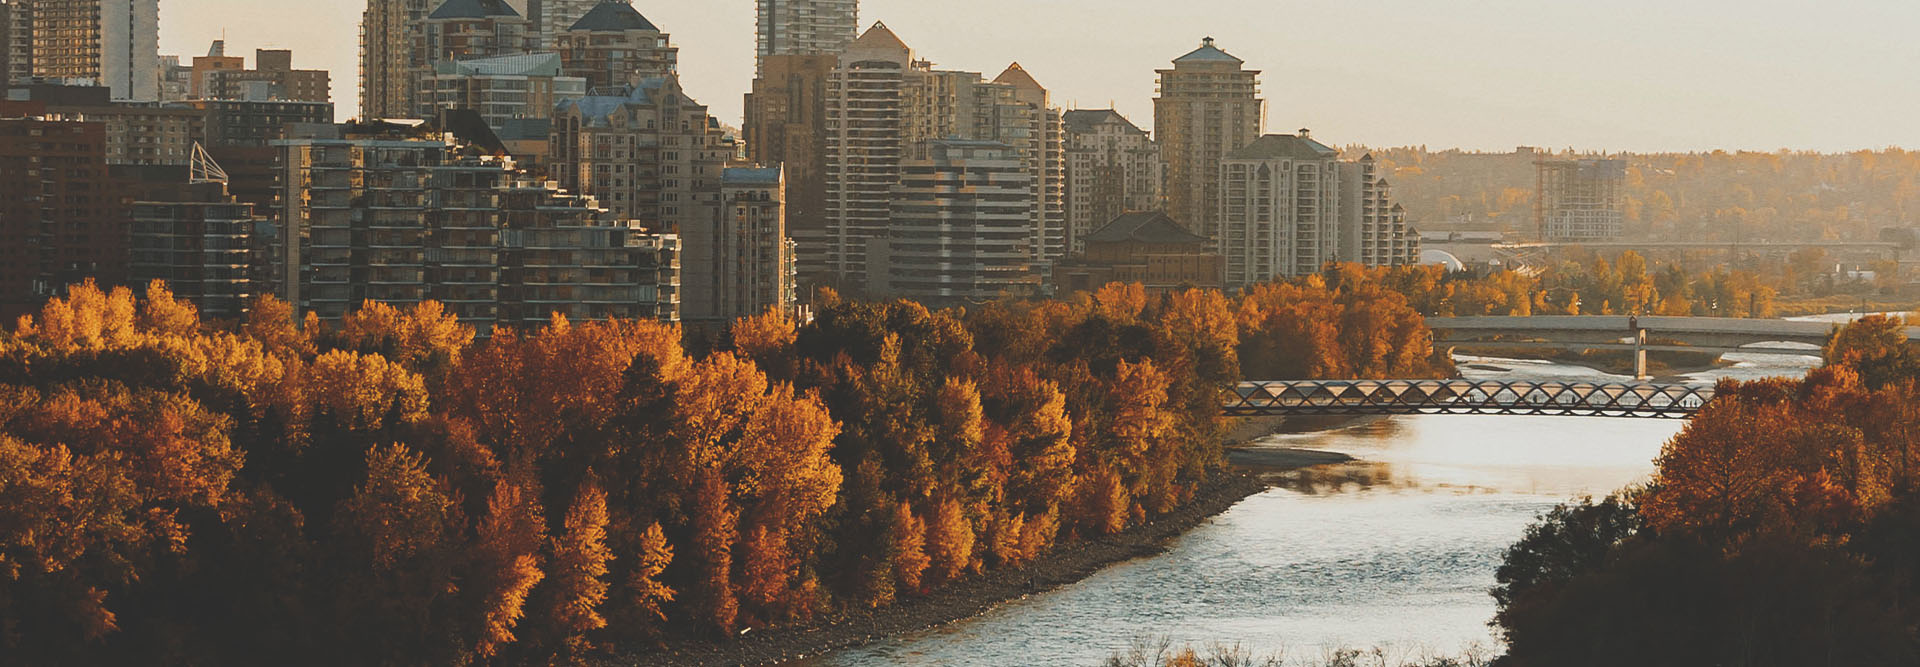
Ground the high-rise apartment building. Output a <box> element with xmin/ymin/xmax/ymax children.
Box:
<box><xmin>872</xmin><ymin>139</ymin><xmax>1038</xmax><ymax>303</ymax></box>
<box><xmin>755</xmin><ymin>0</ymin><xmax>857</xmax><ymax>74</ymax></box>
<box><xmin>553</xmin><ymin>0</ymin><xmax>675</xmax><ymax>92</ymax></box>
<box><xmin>1218</xmin><ymin>133</ymin><xmax>1421</xmax><ymax>288</ymax></box>
<box><xmin>0</xmin><ymin>111</ymin><xmax>127</xmax><ymax>317</ymax></box>
<box><xmin>1537</xmin><ymin>158</ymin><xmax>1626</xmax><ymax>241</ymax></box>
<box><xmin>817</xmin><ymin>22</ymin><xmax>914</xmax><ymax>290</ymax></box>
<box><xmin>128</xmin><ymin>165</ymin><xmax>267</xmax><ymax>320</ymax></box>
<box><xmin>524</xmin><ymin>0</ymin><xmax>595</xmax><ymax>46</ymax></box>
<box><xmin>25</xmin><ymin>0</ymin><xmax>160</xmax><ymax>100</ymax></box>
<box><xmin>1155</xmin><ymin>37</ymin><xmax>1263</xmax><ymax>240</ymax></box>
<box><xmin>1218</xmin><ymin>133</ymin><xmax>1341</xmax><ymax>287</ymax></box>
<box><xmin>274</xmin><ymin>121</ymin><xmax>680</xmax><ymax>326</ymax></box>
<box><xmin>744</xmin><ymin>53</ymin><xmax>834</xmax><ymax>274</ymax></box>
<box><xmin>361</xmin><ymin>0</ymin><xmax>433</xmax><ymax>119</ymax></box>
<box><xmin>420</xmin><ymin>52</ymin><xmax>583</xmax><ymax>130</ymax></box>
<box><xmin>550</xmin><ymin>76</ymin><xmax>724</xmax><ymax>229</ymax></box>
<box><xmin>1337</xmin><ymin>155</ymin><xmax>1420</xmax><ymax>268</ymax></box>
<box><xmin>16</xmin><ymin>84</ymin><xmax>201</xmax><ymax>165</ymax></box>
<box><xmin>1063</xmin><ymin>109</ymin><xmax>1162</xmax><ymax>254</ymax></box>
<box><xmin>680</xmin><ymin>166</ymin><xmax>796</xmax><ymax>323</ymax></box>
<box><xmin>1</xmin><ymin>1</ymin><xmax>30</xmax><ymax>87</ymax></box>
<box><xmin>989</xmin><ymin>64</ymin><xmax>1067</xmax><ymax>265</ymax></box>
<box><xmin>195</xmin><ymin>98</ymin><xmax>336</xmax><ymax>220</ymax></box>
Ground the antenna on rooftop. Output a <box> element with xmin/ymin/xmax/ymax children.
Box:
<box><xmin>189</xmin><ymin>143</ymin><xmax>229</xmax><ymax>185</ymax></box>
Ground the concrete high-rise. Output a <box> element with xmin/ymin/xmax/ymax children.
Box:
<box><xmin>524</xmin><ymin>0</ymin><xmax>595</xmax><ymax>46</ymax></box>
<box><xmin>989</xmin><ymin>64</ymin><xmax>1068</xmax><ymax>266</ymax></box>
<box><xmin>755</xmin><ymin>0</ymin><xmax>857</xmax><ymax>74</ymax></box>
<box><xmin>0</xmin><ymin>107</ymin><xmax>136</xmax><ymax>318</ymax></box>
<box><xmin>550</xmin><ymin>76</ymin><xmax>724</xmax><ymax>231</ymax></box>
<box><xmin>274</xmin><ymin>121</ymin><xmax>680</xmax><ymax>325</ymax></box>
<box><xmin>191</xmin><ymin>46</ymin><xmax>331</xmax><ymax>103</ymax></box>
<box><xmin>420</xmin><ymin>52</ymin><xmax>583</xmax><ymax>130</ymax></box>
<box><xmin>1063</xmin><ymin>109</ymin><xmax>1161</xmax><ymax>254</ymax></box>
<box><xmin>0</xmin><ymin>1</ymin><xmax>29</xmax><ymax>87</ymax></box>
<box><xmin>873</xmin><ymin>139</ymin><xmax>1038</xmax><ymax>303</ymax></box>
<box><xmin>743</xmin><ymin>53</ymin><xmax>834</xmax><ymax>282</ymax></box>
<box><xmin>361</xmin><ymin>0</ymin><xmax>432</xmax><ymax>119</ymax></box>
<box><xmin>1155</xmin><ymin>37</ymin><xmax>1263</xmax><ymax>241</ymax></box>
<box><xmin>680</xmin><ymin>167</ymin><xmax>796</xmax><ymax>323</ymax></box>
<box><xmin>25</xmin><ymin>0</ymin><xmax>160</xmax><ymax>100</ymax></box>
<box><xmin>1218</xmin><ymin>132</ymin><xmax>1421</xmax><ymax>289</ymax></box>
<box><xmin>1337</xmin><ymin>155</ymin><xmax>1421</xmax><ymax>269</ymax></box>
<box><xmin>817</xmin><ymin>22</ymin><xmax>915</xmax><ymax>290</ymax></box>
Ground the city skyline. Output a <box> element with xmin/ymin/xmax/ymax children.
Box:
<box><xmin>157</xmin><ymin>0</ymin><xmax>1920</xmax><ymax>153</ymax></box>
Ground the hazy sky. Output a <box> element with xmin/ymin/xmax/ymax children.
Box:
<box><xmin>159</xmin><ymin>0</ymin><xmax>1920</xmax><ymax>153</ymax></box>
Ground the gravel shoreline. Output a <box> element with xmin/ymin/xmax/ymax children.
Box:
<box><xmin>605</xmin><ymin>470</ymin><xmax>1270</xmax><ymax>667</ymax></box>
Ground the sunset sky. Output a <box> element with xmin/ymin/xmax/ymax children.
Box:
<box><xmin>160</xmin><ymin>0</ymin><xmax>1920</xmax><ymax>152</ymax></box>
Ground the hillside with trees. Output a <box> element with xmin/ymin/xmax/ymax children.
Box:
<box><xmin>1362</xmin><ymin>147</ymin><xmax>1920</xmax><ymax>242</ymax></box>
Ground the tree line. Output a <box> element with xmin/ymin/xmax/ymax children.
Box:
<box><xmin>0</xmin><ymin>277</ymin><xmax>1443</xmax><ymax>665</ymax></box>
<box><xmin>1491</xmin><ymin>315</ymin><xmax>1920</xmax><ymax>666</ymax></box>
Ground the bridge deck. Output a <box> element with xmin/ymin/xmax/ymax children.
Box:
<box><xmin>1228</xmin><ymin>380</ymin><xmax>1715</xmax><ymax>419</ymax></box>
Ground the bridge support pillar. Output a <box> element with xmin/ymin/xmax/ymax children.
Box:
<box><xmin>1634</xmin><ymin>329</ymin><xmax>1650</xmax><ymax>381</ymax></box>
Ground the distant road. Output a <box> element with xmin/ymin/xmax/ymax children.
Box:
<box><xmin>1426</xmin><ymin>315</ymin><xmax>1920</xmax><ymax>355</ymax></box>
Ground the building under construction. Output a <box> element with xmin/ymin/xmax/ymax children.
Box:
<box><xmin>1536</xmin><ymin>157</ymin><xmax>1626</xmax><ymax>241</ymax></box>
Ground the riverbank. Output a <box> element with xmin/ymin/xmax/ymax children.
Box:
<box><xmin>608</xmin><ymin>469</ymin><xmax>1270</xmax><ymax>666</ymax></box>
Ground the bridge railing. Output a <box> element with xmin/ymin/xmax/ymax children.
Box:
<box><xmin>1227</xmin><ymin>380</ymin><xmax>1715</xmax><ymax>419</ymax></box>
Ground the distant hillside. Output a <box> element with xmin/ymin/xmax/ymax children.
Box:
<box><xmin>1350</xmin><ymin>147</ymin><xmax>1920</xmax><ymax>242</ymax></box>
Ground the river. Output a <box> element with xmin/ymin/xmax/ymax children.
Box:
<box><xmin>820</xmin><ymin>350</ymin><xmax>1822</xmax><ymax>665</ymax></box>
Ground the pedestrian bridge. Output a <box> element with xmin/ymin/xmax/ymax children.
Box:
<box><xmin>1227</xmin><ymin>380</ymin><xmax>1715</xmax><ymax>419</ymax></box>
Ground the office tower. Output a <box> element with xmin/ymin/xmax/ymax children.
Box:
<box><xmin>1537</xmin><ymin>158</ymin><xmax>1626</xmax><ymax>241</ymax></box>
<box><xmin>872</xmin><ymin>139</ymin><xmax>1038</xmax><ymax>303</ymax></box>
<box><xmin>127</xmin><ymin>149</ymin><xmax>268</xmax><ymax>319</ymax></box>
<box><xmin>1052</xmin><ymin>211</ymin><xmax>1221</xmax><ymax>295</ymax></box>
<box><xmin>192</xmin><ymin>45</ymin><xmax>331</xmax><ymax>103</ymax></box>
<box><xmin>1063</xmin><ymin>109</ymin><xmax>1162</xmax><ymax>254</ymax></box>
<box><xmin>156</xmin><ymin>54</ymin><xmax>191</xmax><ymax>101</ymax></box>
<box><xmin>274</xmin><ymin>121</ymin><xmax>680</xmax><ymax>325</ymax></box>
<box><xmin>0</xmin><ymin>111</ymin><xmax>125</xmax><ymax>318</ymax></box>
<box><xmin>1155</xmin><ymin>37</ymin><xmax>1263</xmax><ymax>240</ymax></box>
<box><xmin>1218</xmin><ymin>132</ymin><xmax>1341</xmax><ymax>287</ymax></box>
<box><xmin>0</xmin><ymin>1</ymin><xmax>29</xmax><ymax>87</ymax></box>
<box><xmin>419</xmin><ymin>52</ymin><xmax>584</xmax><ymax>129</ymax></box>
<box><xmin>817</xmin><ymin>22</ymin><xmax>915</xmax><ymax>290</ymax></box>
<box><xmin>551</xmin><ymin>76</ymin><xmax>724</xmax><ymax>229</ymax></box>
<box><xmin>755</xmin><ymin>0</ymin><xmax>857</xmax><ymax>74</ymax></box>
<box><xmin>1337</xmin><ymin>155</ymin><xmax>1421</xmax><ymax>269</ymax></box>
<box><xmin>744</xmin><ymin>53</ymin><xmax>835</xmax><ymax>280</ymax></box>
<box><xmin>26</xmin><ymin>0</ymin><xmax>160</xmax><ymax>100</ymax></box>
<box><xmin>553</xmin><ymin>0</ymin><xmax>675</xmax><ymax>92</ymax></box>
<box><xmin>361</xmin><ymin>0</ymin><xmax>433</xmax><ymax>119</ymax></box>
<box><xmin>679</xmin><ymin>167</ymin><xmax>796</xmax><ymax>323</ymax></box>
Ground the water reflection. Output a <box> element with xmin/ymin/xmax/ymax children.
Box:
<box><xmin>823</xmin><ymin>354</ymin><xmax>1813</xmax><ymax>666</ymax></box>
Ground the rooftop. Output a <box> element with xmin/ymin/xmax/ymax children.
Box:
<box><xmin>569</xmin><ymin>0</ymin><xmax>659</xmax><ymax>32</ymax></box>
<box><xmin>428</xmin><ymin>0</ymin><xmax>521</xmax><ymax>20</ymax></box>
<box><xmin>1228</xmin><ymin>133</ymin><xmax>1338</xmax><ymax>161</ymax></box>
<box><xmin>1085</xmin><ymin>211</ymin><xmax>1210</xmax><ymax>246</ymax></box>
<box><xmin>1174</xmin><ymin>37</ymin><xmax>1243</xmax><ymax>65</ymax></box>
<box><xmin>849</xmin><ymin>21</ymin><xmax>910</xmax><ymax>52</ymax></box>
<box><xmin>436</xmin><ymin>52</ymin><xmax>563</xmax><ymax>77</ymax></box>
<box><xmin>993</xmin><ymin>63</ymin><xmax>1045</xmax><ymax>91</ymax></box>
<box><xmin>1063</xmin><ymin>109</ymin><xmax>1145</xmax><ymax>135</ymax></box>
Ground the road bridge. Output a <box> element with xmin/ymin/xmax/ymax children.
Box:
<box><xmin>1227</xmin><ymin>380</ymin><xmax>1714</xmax><ymax>419</ymax></box>
<box><xmin>1423</xmin><ymin>315</ymin><xmax>1920</xmax><ymax>377</ymax></box>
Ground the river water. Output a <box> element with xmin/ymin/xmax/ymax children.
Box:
<box><xmin>822</xmin><ymin>350</ymin><xmax>1821</xmax><ymax>665</ymax></box>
